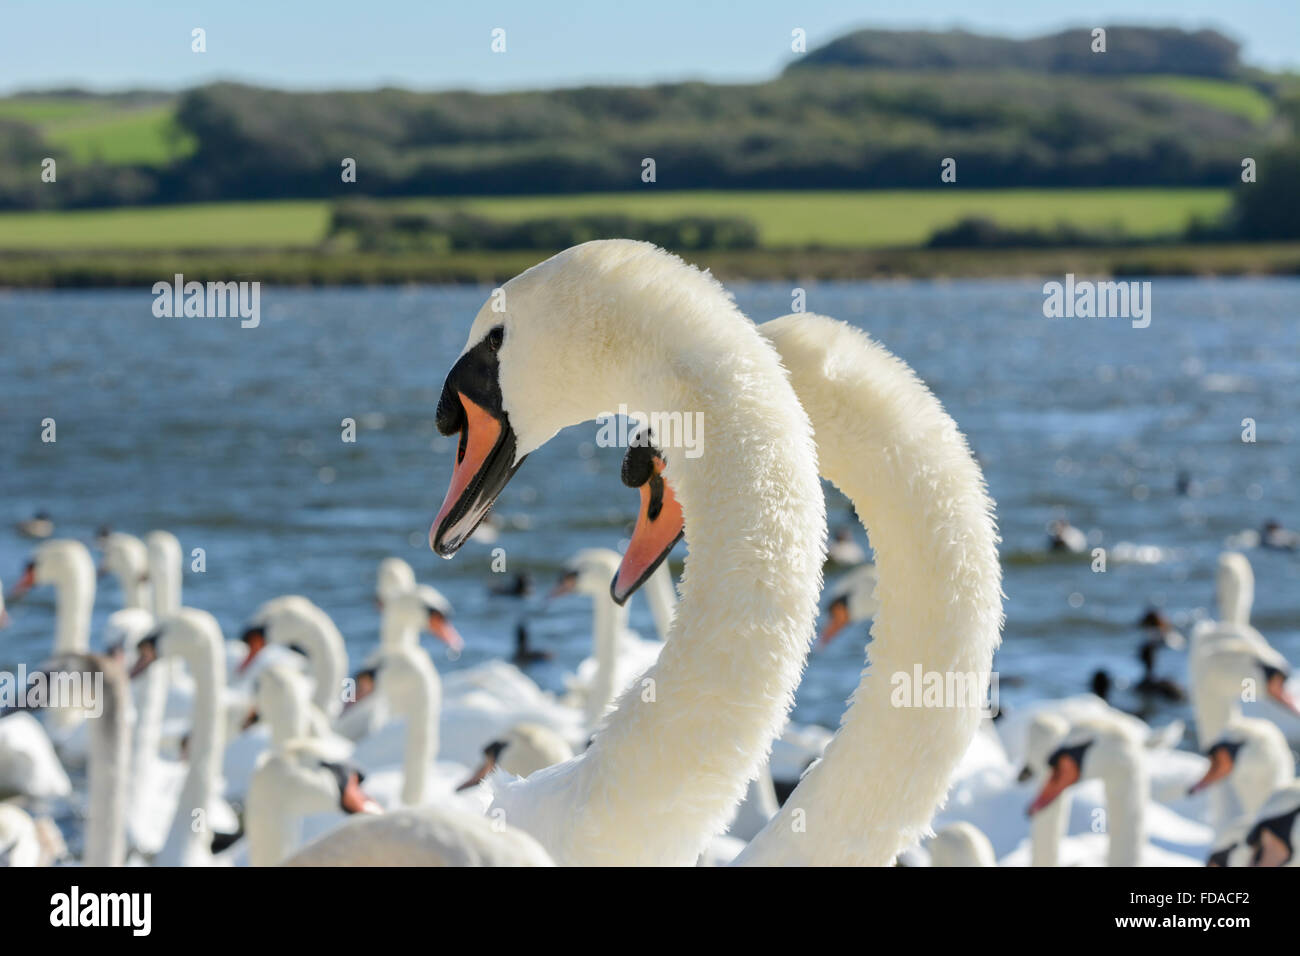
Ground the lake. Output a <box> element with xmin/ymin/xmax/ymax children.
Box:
<box><xmin>2</xmin><ymin>277</ymin><xmax>1297</xmax><ymax>730</ymax></box>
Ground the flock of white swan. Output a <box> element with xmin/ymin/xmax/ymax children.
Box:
<box><xmin>2</xmin><ymin>239</ymin><xmax>1298</xmax><ymax>867</ymax></box>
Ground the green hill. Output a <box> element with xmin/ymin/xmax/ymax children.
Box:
<box><xmin>0</xmin><ymin>25</ymin><xmax>1289</xmax><ymax>211</ymax></box>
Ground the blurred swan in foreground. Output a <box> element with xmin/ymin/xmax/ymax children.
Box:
<box><xmin>283</xmin><ymin>804</ymin><xmax>554</xmax><ymax>866</ymax></box>
<box><xmin>928</xmin><ymin>821</ymin><xmax>997</xmax><ymax>866</ymax></box>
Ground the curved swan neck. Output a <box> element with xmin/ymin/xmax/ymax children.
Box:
<box><xmin>156</xmin><ymin>616</ymin><xmax>226</xmax><ymax>866</ymax></box>
<box><xmin>1030</xmin><ymin>790</ymin><xmax>1071</xmax><ymax>866</ymax></box>
<box><xmin>53</xmin><ymin>564</ymin><xmax>95</xmax><ymax>657</ymax></box>
<box><xmin>299</xmin><ymin>614</ymin><xmax>348</xmax><ymax>716</ymax></box>
<box><xmin>85</xmin><ymin>658</ymin><xmax>131</xmax><ymax>867</ymax></box>
<box><xmin>585</xmin><ymin>587</ymin><xmax>628</xmax><ymax>731</ymax></box>
<box><xmin>146</xmin><ymin>532</ymin><xmax>182</xmax><ymax>618</ymax></box>
<box><xmin>115</xmin><ymin>571</ymin><xmax>151</xmax><ymax>612</ymax></box>
<box><xmin>247</xmin><ymin>782</ymin><xmax>298</xmax><ymax>867</ymax></box>
<box><xmin>737</xmin><ymin>315</ymin><xmax>1003</xmax><ymax>866</ymax></box>
<box><xmin>1102</xmin><ymin>758</ymin><xmax>1146</xmax><ymax>867</ymax></box>
<box><xmin>383</xmin><ymin>649</ymin><xmax>440</xmax><ymax>807</ymax></box>
<box><xmin>490</xmin><ymin>247</ymin><xmax>826</xmax><ymax>866</ymax></box>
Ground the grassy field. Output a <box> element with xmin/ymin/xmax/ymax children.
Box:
<box><xmin>1128</xmin><ymin>76</ymin><xmax>1275</xmax><ymax>123</ymax></box>
<box><xmin>0</xmin><ymin>189</ymin><xmax>1233</xmax><ymax>251</ymax></box>
<box><xmin>0</xmin><ymin>97</ymin><xmax>194</xmax><ymax>166</ymax></box>
<box><xmin>2</xmin><ymin>242</ymin><xmax>1297</xmax><ymax>288</ymax></box>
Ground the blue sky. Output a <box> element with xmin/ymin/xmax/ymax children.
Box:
<box><xmin>2</xmin><ymin>0</ymin><xmax>1296</xmax><ymax>94</ymax></box>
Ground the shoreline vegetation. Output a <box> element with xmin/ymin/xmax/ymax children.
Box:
<box><xmin>2</xmin><ymin>187</ymin><xmax>1296</xmax><ymax>288</ymax></box>
<box><xmin>3</xmin><ymin>241</ymin><xmax>1299</xmax><ymax>289</ymax></box>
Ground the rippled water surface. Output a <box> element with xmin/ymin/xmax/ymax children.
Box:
<box><xmin>2</xmin><ymin>278</ymin><xmax>1297</xmax><ymax>729</ymax></box>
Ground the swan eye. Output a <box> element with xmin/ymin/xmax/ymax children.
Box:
<box><xmin>487</xmin><ymin>326</ymin><xmax>504</xmax><ymax>351</ymax></box>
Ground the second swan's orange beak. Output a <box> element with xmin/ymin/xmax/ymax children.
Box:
<box><xmin>612</xmin><ymin>446</ymin><xmax>684</xmax><ymax>605</ymax></box>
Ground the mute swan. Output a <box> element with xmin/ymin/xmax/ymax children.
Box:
<box><xmin>9</xmin><ymin>541</ymin><xmax>95</xmax><ymax>735</ymax></box>
<box><xmin>358</xmin><ymin>641</ymin><xmax>445</xmax><ymax>808</ymax></box>
<box><xmin>1190</xmin><ymin>715</ymin><xmax>1296</xmax><ymax>828</ymax></box>
<box><xmin>246</xmin><ymin>744</ymin><xmax>381</xmax><ymax>866</ymax></box>
<box><xmin>611</xmin><ymin>314</ymin><xmax>1003</xmax><ymax>868</ymax></box>
<box><xmin>1216</xmin><ymin>551</ymin><xmax>1254</xmax><ymax>627</ymax></box>
<box><xmin>6</xmin><ymin>542</ymin><xmax>96</xmax><ymax>775</ymax></box>
<box><xmin>239</xmin><ymin>597</ymin><xmax>348</xmax><ymax>719</ymax></box>
<box><xmin>429</xmin><ymin>240</ymin><xmax>826</xmax><ymax>866</ymax></box>
<box><xmin>282</xmin><ymin>803</ymin><xmax>554</xmax><ymax>866</ymax></box>
<box><xmin>1003</xmin><ymin>709</ymin><xmax>1208</xmax><ymax>866</ymax></box>
<box><xmin>376</xmin><ymin>556</ymin><xmax>417</xmax><ymax>606</ymax></box>
<box><xmin>611</xmin><ymin>312</ymin><xmax>1004</xmax><ymax>865</ymax></box>
<box><xmin>145</xmin><ymin>531</ymin><xmax>183</xmax><ymax>618</ymax></box>
<box><xmin>0</xmin><ymin>575</ymin><xmax>70</xmax><ymax>800</ymax></box>
<box><xmin>0</xmin><ymin>711</ymin><xmax>71</xmax><ymax>800</ymax></box>
<box><xmin>551</xmin><ymin>548</ymin><xmax>663</xmax><ymax>731</ymax></box>
<box><xmin>1192</xmin><ymin>640</ymin><xmax>1298</xmax><ymax>751</ymax></box>
<box><xmin>929</xmin><ymin>821</ymin><xmax>997</xmax><ymax>866</ymax></box>
<box><xmin>101</xmin><ymin>607</ymin><xmax>183</xmax><ymax>855</ymax></box>
<box><xmin>224</xmin><ymin>662</ymin><xmax>353</xmax><ymax>799</ymax></box>
<box><xmin>13</xmin><ymin>653</ymin><xmax>130</xmax><ymax>866</ymax></box>
<box><xmin>131</xmin><ymin>609</ymin><xmax>230</xmax><ymax>866</ymax></box>
<box><xmin>1028</xmin><ymin>716</ymin><xmax>1204</xmax><ymax>866</ymax></box>
<box><xmin>1245</xmin><ymin>781</ymin><xmax>1300</xmax><ymax>865</ymax></box>
<box><xmin>818</xmin><ymin>561</ymin><xmax>878</xmax><ymax>645</ymax></box>
<box><xmin>456</xmin><ymin>723</ymin><xmax>575</xmax><ymax>791</ymax></box>
<box><xmin>98</xmin><ymin>532</ymin><xmax>152</xmax><ymax>612</ymax></box>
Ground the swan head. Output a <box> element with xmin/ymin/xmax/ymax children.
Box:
<box><xmin>1216</xmin><ymin>552</ymin><xmax>1255</xmax><ymax>624</ymax></box>
<box><xmin>383</xmin><ymin>589</ymin><xmax>462</xmax><ymax>652</ymax></box>
<box><xmin>98</xmin><ymin>532</ymin><xmax>149</xmax><ymax>588</ymax></box>
<box><xmin>550</xmin><ymin>548</ymin><xmax>626</xmax><ymax>601</ymax></box>
<box><xmin>1202</xmin><ymin>644</ymin><xmax>1300</xmax><ymax>718</ymax></box>
<box><xmin>611</xmin><ymin>430</ymin><xmax>684</xmax><ymax>606</ymax></box>
<box><xmin>239</xmin><ymin>595</ymin><xmax>318</xmax><ymax>673</ymax></box>
<box><xmin>819</xmin><ymin>564</ymin><xmax>879</xmax><ymax>645</ymax></box>
<box><xmin>255</xmin><ymin>748</ymin><xmax>383</xmax><ymax>818</ymax></box>
<box><xmin>1189</xmin><ymin>738</ymin><xmax>1245</xmax><ymax>795</ymax></box>
<box><xmin>129</xmin><ymin>608</ymin><xmax>223</xmax><ymax>678</ymax></box>
<box><xmin>1019</xmin><ymin>711</ymin><xmax>1071</xmax><ymax>782</ymax></box>
<box><xmin>1027</xmin><ymin>722</ymin><xmax>1137</xmax><ymax>815</ymax></box>
<box><xmin>376</xmin><ymin>557</ymin><xmax>417</xmax><ymax>607</ymax></box>
<box><xmin>7</xmin><ymin>539</ymin><xmax>95</xmax><ymax>603</ymax></box>
<box><xmin>456</xmin><ymin>724</ymin><xmax>576</xmax><ymax>791</ymax></box>
<box><xmin>1191</xmin><ymin>717</ymin><xmax>1292</xmax><ymax>798</ymax></box>
<box><xmin>1027</xmin><ymin>739</ymin><xmax>1089</xmax><ymax>814</ymax></box>
<box><xmin>430</xmin><ymin>240</ymin><xmax>721</xmax><ymax>557</ymax></box>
